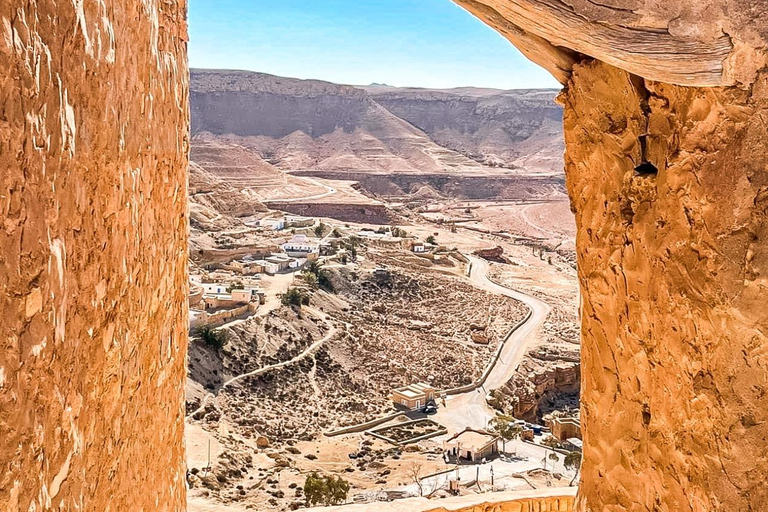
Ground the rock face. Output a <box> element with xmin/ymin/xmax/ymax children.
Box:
<box><xmin>562</xmin><ymin>60</ymin><xmax>768</xmax><ymax>512</ymax></box>
<box><xmin>0</xmin><ymin>1</ymin><xmax>189</xmax><ymax>511</ymax></box>
<box><xmin>454</xmin><ymin>0</ymin><xmax>768</xmax><ymax>86</ymax></box>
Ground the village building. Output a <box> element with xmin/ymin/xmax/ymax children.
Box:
<box><xmin>252</xmin><ymin>259</ymin><xmax>280</xmax><ymax>275</ymax></box>
<box><xmin>564</xmin><ymin>438</ymin><xmax>583</xmax><ymax>452</ymax></box>
<box><xmin>411</xmin><ymin>242</ymin><xmax>425</xmax><ymax>253</ymax></box>
<box><xmin>265</xmin><ymin>254</ymin><xmax>297</xmax><ymax>271</ymax></box>
<box><xmin>201</xmin><ymin>282</ymin><xmax>228</xmax><ymax>295</ymax></box>
<box><xmin>281</xmin><ymin>234</ymin><xmax>320</xmax><ymax>257</ymax></box>
<box><xmin>390</xmin><ymin>382</ymin><xmax>435</xmax><ymax>410</ymax></box>
<box><xmin>444</xmin><ymin>428</ymin><xmax>501</xmax><ymax>462</ymax></box>
<box><xmin>260</xmin><ymin>217</ymin><xmax>285</xmax><ymax>230</ymax></box>
<box><xmin>548</xmin><ymin>416</ymin><xmax>582</xmax><ymax>441</ymax></box>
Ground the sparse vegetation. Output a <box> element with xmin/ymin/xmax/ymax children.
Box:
<box><xmin>280</xmin><ymin>287</ymin><xmax>310</xmax><ymax>307</ymax></box>
<box><xmin>489</xmin><ymin>413</ymin><xmax>522</xmax><ymax>453</ymax></box>
<box><xmin>303</xmin><ymin>472</ymin><xmax>349</xmax><ymax>506</ymax></box>
<box><xmin>565</xmin><ymin>450</ymin><xmax>582</xmax><ymax>485</ymax></box>
<box><xmin>195</xmin><ymin>325</ymin><xmax>227</xmax><ymax>350</ymax></box>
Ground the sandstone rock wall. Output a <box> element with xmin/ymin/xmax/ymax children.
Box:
<box><xmin>0</xmin><ymin>1</ymin><xmax>189</xmax><ymax>510</ymax></box>
<box><xmin>562</xmin><ymin>60</ymin><xmax>768</xmax><ymax>511</ymax></box>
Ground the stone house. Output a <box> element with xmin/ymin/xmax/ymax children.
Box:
<box><xmin>391</xmin><ymin>382</ymin><xmax>435</xmax><ymax>410</ymax></box>
<box><xmin>444</xmin><ymin>428</ymin><xmax>500</xmax><ymax>462</ymax></box>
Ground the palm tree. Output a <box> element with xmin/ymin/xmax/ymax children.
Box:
<box><xmin>564</xmin><ymin>451</ymin><xmax>582</xmax><ymax>486</ymax></box>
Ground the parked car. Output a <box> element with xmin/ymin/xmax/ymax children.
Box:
<box><xmin>423</xmin><ymin>400</ymin><xmax>437</xmax><ymax>415</ymax></box>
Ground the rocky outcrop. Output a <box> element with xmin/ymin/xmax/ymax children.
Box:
<box><xmin>0</xmin><ymin>1</ymin><xmax>188</xmax><ymax>511</ymax></box>
<box><xmin>454</xmin><ymin>0</ymin><xmax>768</xmax><ymax>87</ymax></box>
<box><xmin>562</xmin><ymin>59</ymin><xmax>768</xmax><ymax>512</ymax></box>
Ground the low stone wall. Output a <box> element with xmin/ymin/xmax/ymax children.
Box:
<box><xmin>190</xmin><ymin>303</ymin><xmax>257</xmax><ymax>329</ymax></box>
<box><xmin>313</xmin><ymin>487</ymin><xmax>577</xmax><ymax>512</ymax></box>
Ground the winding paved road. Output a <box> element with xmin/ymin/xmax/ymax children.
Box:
<box><xmin>433</xmin><ymin>256</ymin><xmax>550</xmax><ymax>434</ymax></box>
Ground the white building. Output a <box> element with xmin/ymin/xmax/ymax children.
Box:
<box><xmin>260</xmin><ymin>217</ymin><xmax>285</xmax><ymax>230</ymax></box>
<box><xmin>201</xmin><ymin>283</ymin><xmax>228</xmax><ymax>295</ymax></box>
<box><xmin>252</xmin><ymin>259</ymin><xmax>280</xmax><ymax>275</ymax></box>
<box><xmin>281</xmin><ymin>234</ymin><xmax>319</xmax><ymax>257</ymax></box>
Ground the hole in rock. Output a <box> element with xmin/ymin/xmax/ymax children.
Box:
<box><xmin>634</xmin><ymin>162</ymin><xmax>658</xmax><ymax>175</ymax></box>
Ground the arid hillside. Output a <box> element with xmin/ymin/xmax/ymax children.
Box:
<box><xmin>364</xmin><ymin>85</ymin><xmax>563</xmax><ymax>172</ymax></box>
<box><xmin>191</xmin><ymin>69</ymin><xmax>563</xmax><ymax>177</ymax></box>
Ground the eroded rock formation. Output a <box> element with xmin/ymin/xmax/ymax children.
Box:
<box><xmin>564</xmin><ymin>60</ymin><xmax>768</xmax><ymax>512</ymax></box>
<box><xmin>454</xmin><ymin>0</ymin><xmax>768</xmax><ymax>87</ymax></box>
<box><xmin>1</xmin><ymin>1</ymin><xmax>189</xmax><ymax>511</ymax></box>
<box><xmin>453</xmin><ymin>1</ymin><xmax>768</xmax><ymax>511</ymax></box>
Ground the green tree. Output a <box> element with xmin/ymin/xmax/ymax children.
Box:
<box><xmin>489</xmin><ymin>414</ymin><xmax>522</xmax><ymax>454</ymax></box>
<box><xmin>300</xmin><ymin>271</ymin><xmax>318</xmax><ymax>288</ymax></box>
<box><xmin>390</xmin><ymin>226</ymin><xmax>408</xmax><ymax>238</ymax></box>
<box><xmin>194</xmin><ymin>326</ymin><xmax>227</xmax><ymax>350</ymax></box>
<box><xmin>564</xmin><ymin>451</ymin><xmax>582</xmax><ymax>486</ymax></box>
<box><xmin>548</xmin><ymin>451</ymin><xmax>560</xmax><ymax>468</ymax></box>
<box><xmin>314</xmin><ymin>222</ymin><xmax>326</xmax><ymax>237</ymax></box>
<box><xmin>280</xmin><ymin>287</ymin><xmax>310</xmax><ymax>307</ymax></box>
<box><xmin>542</xmin><ymin>435</ymin><xmax>561</xmax><ymax>450</ymax></box>
<box><xmin>304</xmin><ymin>261</ymin><xmax>333</xmax><ymax>291</ymax></box>
<box><xmin>303</xmin><ymin>472</ymin><xmax>349</xmax><ymax>506</ymax></box>
<box><xmin>425</xmin><ymin>235</ymin><xmax>436</xmax><ymax>245</ymax></box>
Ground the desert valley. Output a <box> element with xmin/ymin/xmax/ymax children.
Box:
<box><xmin>184</xmin><ymin>69</ymin><xmax>580</xmax><ymax>511</ymax></box>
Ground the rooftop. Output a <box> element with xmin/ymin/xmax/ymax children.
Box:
<box><xmin>445</xmin><ymin>428</ymin><xmax>499</xmax><ymax>451</ymax></box>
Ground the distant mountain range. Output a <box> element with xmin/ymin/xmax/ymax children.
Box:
<box><xmin>189</xmin><ymin>69</ymin><xmax>564</xmax><ymax>176</ymax></box>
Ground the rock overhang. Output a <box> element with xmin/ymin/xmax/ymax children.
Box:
<box><xmin>452</xmin><ymin>0</ymin><xmax>768</xmax><ymax>87</ymax></box>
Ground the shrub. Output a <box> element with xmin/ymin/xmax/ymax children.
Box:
<box><xmin>281</xmin><ymin>288</ymin><xmax>310</xmax><ymax>307</ymax></box>
<box><xmin>195</xmin><ymin>326</ymin><xmax>227</xmax><ymax>349</ymax></box>
<box><xmin>304</xmin><ymin>472</ymin><xmax>349</xmax><ymax>506</ymax></box>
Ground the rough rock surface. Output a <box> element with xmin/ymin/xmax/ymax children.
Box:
<box><xmin>563</xmin><ymin>60</ymin><xmax>768</xmax><ymax>511</ymax></box>
<box><xmin>454</xmin><ymin>0</ymin><xmax>768</xmax><ymax>86</ymax></box>
<box><xmin>0</xmin><ymin>1</ymin><xmax>189</xmax><ymax>511</ymax></box>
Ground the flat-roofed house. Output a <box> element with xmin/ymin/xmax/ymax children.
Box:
<box><xmin>550</xmin><ymin>416</ymin><xmax>582</xmax><ymax>441</ymax></box>
<box><xmin>391</xmin><ymin>382</ymin><xmax>435</xmax><ymax>410</ymax></box>
<box><xmin>444</xmin><ymin>428</ymin><xmax>500</xmax><ymax>462</ymax></box>
<box><xmin>281</xmin><ymin>234</ymin><xmax>320</xmax><ymax>257</ymax></box>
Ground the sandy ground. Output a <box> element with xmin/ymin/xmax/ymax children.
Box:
<box><xmin>186</xmin><ymin>186</ymin><xmax>579</xmax><ymax>510</ymax></box>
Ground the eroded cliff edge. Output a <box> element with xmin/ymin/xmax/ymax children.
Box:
<box><xmin>563</xmin><ymin>60</ymin><xmax>768</xmax><ymax>511</ymax></box>
<box><xmin>0</xmin><ymin>1</ymin><xmax>189</xmax><ymax>510</ymax></box>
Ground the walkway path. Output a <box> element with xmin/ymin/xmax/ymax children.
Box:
<box><xmin>188</xmin><ymin>306</ymin><xmax>335</xmax><ymax>419</ymax></box>
<box><xmin>261</xmin><ymin>175</ymin><xmax>337</xmax><ymax>203</ymax></box>
<box><xmin>433</xmin><ymin>255</ymin><xmax>550</xmax><ymax>434</ymax></box>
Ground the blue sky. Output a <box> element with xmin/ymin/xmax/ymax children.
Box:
<box><xmin>188</xmin><ymin>0</ymin><xmax>560</xmax><ymax>90</ymax></box>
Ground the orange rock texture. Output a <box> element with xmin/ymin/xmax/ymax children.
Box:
<box><xmin>563</xmin><ymin>61</ymin><xmax>768</xmax><ymax>511</ymax></box>
<box><xmin>0</xmin><ymin>1</ymin><xmax>189</xmax><ymax>511</ymax></box>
